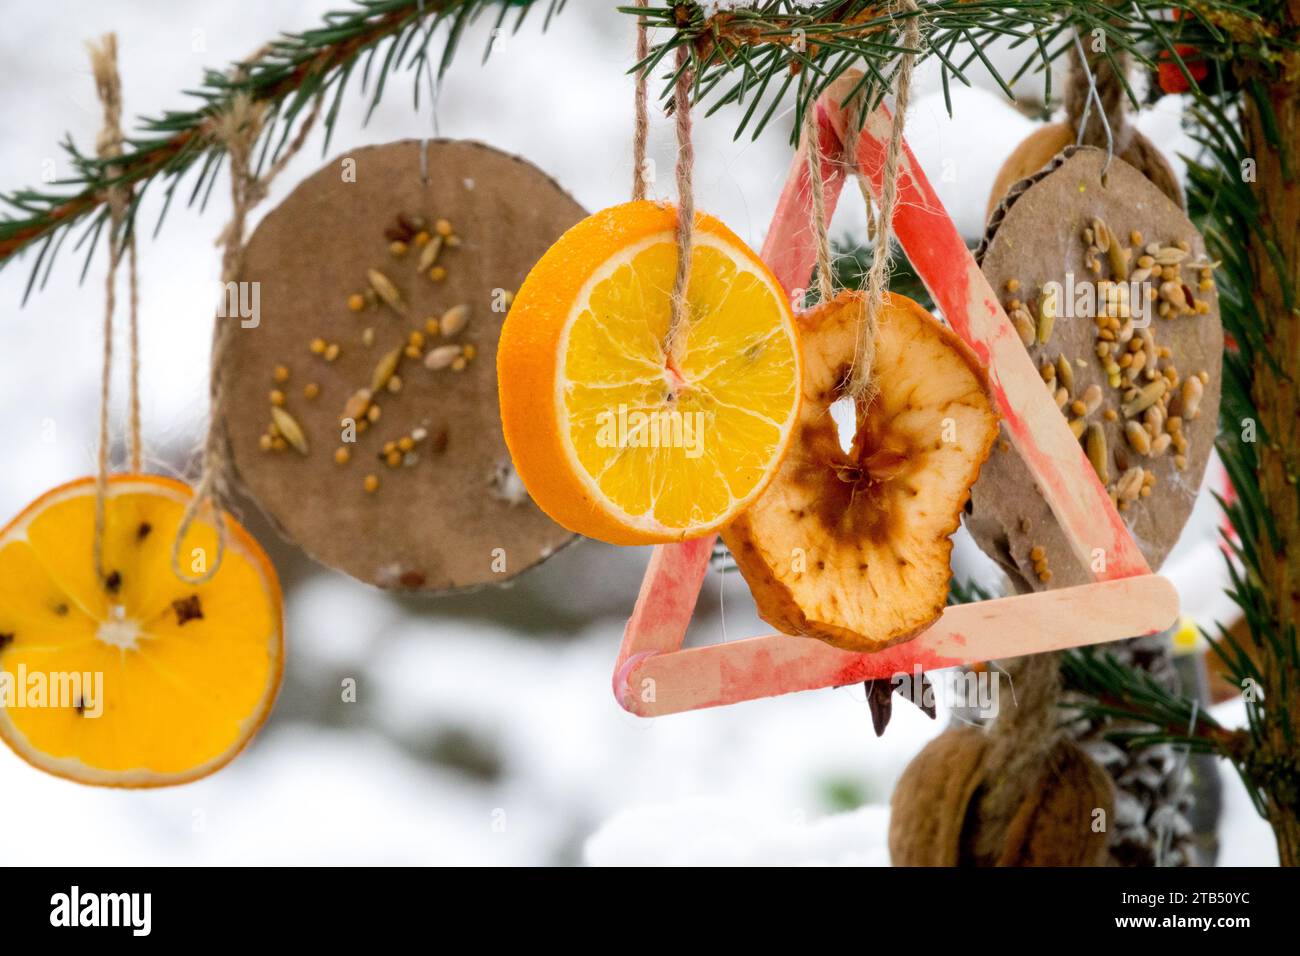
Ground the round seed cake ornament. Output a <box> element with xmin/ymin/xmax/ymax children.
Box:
<box><xmin>498</xmin><ymin>43</ymin><xmax>803</xmax><ymax>545</ymax></box>
<box><xmin>0</xmin><ymin>38</ymin><xmax>283</xmax><ymax>787</ymax></box>
<box><xmin>969</xmin><ymin>145</ymin><xmax>1222</xmax><ymax>592</ymax></box>
<box><xmin>227</xmin><ymin>139</ymin><xmax>585</xmax><ymax>590</ymax></box>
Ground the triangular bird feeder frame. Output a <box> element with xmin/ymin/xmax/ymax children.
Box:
<box><xmin>614</xmin><ymin>80</ymin><xmax>1179</xmax><ymax>717</ymax></box>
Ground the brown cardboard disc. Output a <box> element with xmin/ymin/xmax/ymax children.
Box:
<box><xmin>226</xmin><ymin>140</ymin><xmax>584</xmax><ymax>591</ymax></box>
<box><xmin>969</xmin><ymin>147</ymin><xmax>1222</xmax><ymax>591</ymax></box>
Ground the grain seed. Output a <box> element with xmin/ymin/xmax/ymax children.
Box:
<box><xmin>371</xmin><ymin>348</ymin><xmax>402</xmax><ymax>393</ymax></box>
<box><xmin>270</xmin><ymin>406</ymin><xmax>309</xmax><ymax>455</ymax></box>
<box><xmin>1085</xmin><ymin>423</ymin><xmax>1109</xmax><ymax>484</ymax></box>
<box><xmin>424</xmin><ymin>344</ymin><xmax>462</xmax><ymax>370</ymax></box>
<box><xmin>440</xmin><ymin>304</ymin><xmax>470</xmax><ymax>337</ymax></box>
<box><xmin>367</xmin><ymin>268</ymin><xmax>406</xmax><ymax>315</ymax></box>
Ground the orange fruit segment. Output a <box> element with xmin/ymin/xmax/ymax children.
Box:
<box><xmin>0</xmin><ymin>475</ymin><xmax>283</xmax><ymax>787</ymax></box>
<box><xmin>498</xmin><ymin>201</ymin><xmax>802</xmax><ymax>545</ymax></box>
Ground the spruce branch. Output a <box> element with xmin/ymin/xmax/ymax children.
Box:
<box><xmin>625</xmin><ymin>1</ymin><xmax>1280</xmax><ymax>141</ymax></box>
<box><xmin>0</xmin><ymin>0</ymin><xmax>557</xmax><ymax>298</ymax></box>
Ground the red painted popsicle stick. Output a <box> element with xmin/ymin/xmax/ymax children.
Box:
<box><xmin>827</xmin><ymin>91</ymin><xmax>1148</xmax><ymax>579</ymax></box>
<box><xmin>620</xmin><ymin>575</ymin><xmax>1177</xmax><ymax>717</ymax></box>
<box><xmin>613</xmin><ymin>85</ymin><xmax>1166</xmax><ymax>717</ymax></box>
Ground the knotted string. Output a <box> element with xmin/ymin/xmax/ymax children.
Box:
<box><xmin>848</xmin><ymin>0</ymin><xmax>919</xmax><ymax>405</ymax></box>
<box><xmin>169</xmin><ymin>67</ymin><xmax>322</xmax><ymax>584</ymax></box>
<box><xmin>87</xmin><ymin>33</ymin><xmax>142</xmax><ymax>583</ymax></box>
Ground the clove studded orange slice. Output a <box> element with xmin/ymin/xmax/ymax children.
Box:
<box><xmin>498</xmin><ymin>201</ymin><xmax>802</xmax><ymax>545</ymax></box>
<box><xmin>0</xmin><ymin>475</ymin><xmax>283</xmax><ymax>787</ymax></box>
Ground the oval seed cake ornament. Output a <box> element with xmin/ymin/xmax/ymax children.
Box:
<box><xmin>227</xmin><ymin>139</ymin><xmax>583</xmax><ymax>591</ymax></box>
<box><xmin>969</xmin><ymin>146</ymin><xmax>1223</xmax><ymax>591</ymax></box>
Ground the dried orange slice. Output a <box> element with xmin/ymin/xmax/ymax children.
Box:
<box><xmin>722</xmin><ymin>292</ymin><xmax>999</xmax><ymax>652</ymax></box>
<box><xmin>498</xmin><ymin>201</ymin><xmax>802</xmax><ymax>545</ymax></box>
<box><xmin>0</xmin><ymin>475</ymin><xmax>283</xmax><ymax>787</ymax></box>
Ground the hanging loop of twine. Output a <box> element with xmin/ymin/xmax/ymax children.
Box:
<box><xmin>846</xmin><ymin>0</ymin><xmax>920</xmax><ymax>406</ymax></box>
<box><xmin>628</xmin><ymin>14</ymin><xmax>694</xmax><ymax>367</ymax></box>
<box><xmin>802</xmin><ymin>99</ymin><xmax>836</xmax><ymax>306</ymax></box>
<box><xmin>88</xmin><ymin>33</ymin><xmax>143</xmax><ymax>584</ymax></box>
<box><xmin>169</xmin><ymin>65</ymin><xmax>322</xmax><ymax>585</ymax></box>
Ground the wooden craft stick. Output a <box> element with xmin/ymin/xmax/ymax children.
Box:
<box><xmin>618</xmin><ymin>574</ymin><xmax>1178</xmax><ymax>716</ymax></box>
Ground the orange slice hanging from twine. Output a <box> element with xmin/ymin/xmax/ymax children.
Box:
<box><xmin>498</xmin><ymin>200</ymin><xmax>803</xmax><ymax>545</ymax></box>
<box><xmin>721</xmin><ymin>292</ymin><xmax>1000</xmax><ymax>653</ymax></box>
<box><xmin>0</xmin><ymin>475</ymin><xmax>283</xmax><ymax>787</ymax></box>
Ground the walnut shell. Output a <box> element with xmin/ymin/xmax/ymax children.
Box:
<box><xmin>889</xmin><ymin>727</ymin><xmax>1114</xmax><ymax>867</ymax></box>
<box><xmin>888</xmin><ymin>726</ymin><xmax>989</xmax><ymax>866</ymax></box>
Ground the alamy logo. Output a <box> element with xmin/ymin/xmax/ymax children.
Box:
<box><xmin>595</xmin><ymin>404</ymin><xmax>705</xmax><ymax>459</ymax></box>
<box><xmin>1041</xmin><ymin>272</ymin><xmax>1156</xmax><ymax>328</ymax></box>
<box><xmin>50</xmin><ymin>886</ymin><xmax>151</xmax><ymax>936</ymax></box>
<box><xmin>0</xmin><ymin>667</ymin><xmax>102</xmax><ymax>717</ymax></box>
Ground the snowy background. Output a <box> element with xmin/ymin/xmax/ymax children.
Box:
<box><xmin>0</xmin><ymin>1</ymin><xmax>1276</xmax><ymax>865</ymax></box>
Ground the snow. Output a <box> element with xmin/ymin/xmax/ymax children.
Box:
<box><xmin>585</xmin><ymin>799</ymin><xmax>891</xmax><ymax>867</ymax></box>
<box><xmin>0</xmin><ymin>2</ymin><xmax>1273</xmax><ymax>866</ymax></box>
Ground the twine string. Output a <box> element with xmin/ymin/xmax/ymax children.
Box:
<box><xmin>88</xmin><ymin>33</ymin><xmax>142</xmax><ymax>583</ymax></box>
<box><xmin>802</xmin><ymin>100</ymin><xmax>835</xmax><ymax>305</ymax></box>
<box><xmin>663</xmin><ymin>45</ymin><xmax>695</xmax><ymax>368</ymax></box>
<box><xmin>848</xmin><ymin>0</ymin><xmax>919</xmax><ymax>405</ymax></box>
<box><xmin>974</xmin><ymin>650</ymin><xmax>1064</xmax><ymax>864</ymax></box>
<box><xmin>631</xmin><ymin>0</ymin><xmax>650</xmax><ymax>202</ymax></box>
<box><xmin>169</xmin><ymin>70</ymin><xmax>322</xmax><ymax>584</ymax></box>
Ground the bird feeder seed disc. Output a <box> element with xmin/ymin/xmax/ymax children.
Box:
<box><xmin>969</xmin><ymin>147</ymin><xmax>1222</xmax><ymax>591</ymax></box>
<box><xmin>226</xmin><ymin>139</ymin><xmax>584</xmax><ymax>591</ymax></box>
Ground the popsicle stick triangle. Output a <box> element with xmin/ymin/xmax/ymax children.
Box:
<box><xmin>614</xmin><ymin>80</ymin><xmax>1176</xmax><ymax>717</ymax></box>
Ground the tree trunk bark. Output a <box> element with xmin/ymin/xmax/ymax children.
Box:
<box><xmin>1241</xmin><ymin>69</ymin><xmax>1300</xmax><ymax>868</ymax></box>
